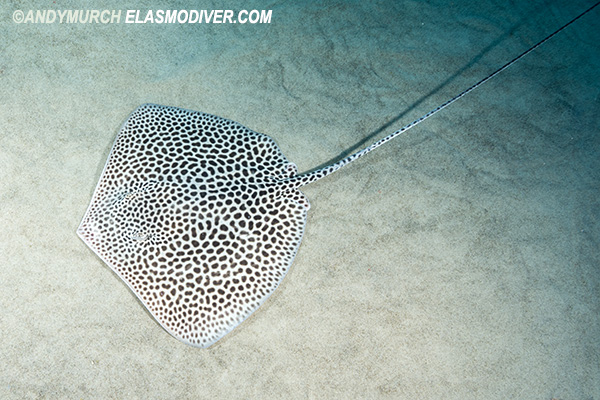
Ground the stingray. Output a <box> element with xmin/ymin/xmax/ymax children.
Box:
<box><xmin>77</xmin><ymin>4</ymin><xmax>598</xmax><ymax>348</ymax></box>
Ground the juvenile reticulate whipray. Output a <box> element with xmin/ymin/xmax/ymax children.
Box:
<box><xmin>77</xmin><ymin>3</ymin><xmax>599</xmax><ymax>347</ymax></box>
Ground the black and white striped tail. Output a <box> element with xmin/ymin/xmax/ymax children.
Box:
<box><xmin>284</xmin><ymin>1</ymin><xmax>599</xmax><ymax>190</ymax></box>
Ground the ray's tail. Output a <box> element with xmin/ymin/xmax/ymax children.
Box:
<box><xmin>283</xmin><ymin>1</ymin><xmax>599</xmax><ymax>190</ymax></box>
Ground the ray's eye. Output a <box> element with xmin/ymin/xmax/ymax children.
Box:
<box><xmin>128</xmin><ymin>230</ymin><xmax>152</xmax><ymax>242</ymax></box>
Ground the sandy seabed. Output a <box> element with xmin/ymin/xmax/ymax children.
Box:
<box><xmin>1</xmin><ymin>0</ymin><xmax>599</xmax><ymax>399</ymax></box>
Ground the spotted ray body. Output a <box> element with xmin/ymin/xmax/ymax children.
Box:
<box><xmin>77</xmin><ymin>4</ymin><xmax>598</xmax><ymax>348</ymax></box>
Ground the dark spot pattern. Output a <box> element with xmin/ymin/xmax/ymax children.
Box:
<box><xmin>77</xmin><ymin>104</ymin><xmax>311</xmax><ymax>348</ymax></box>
